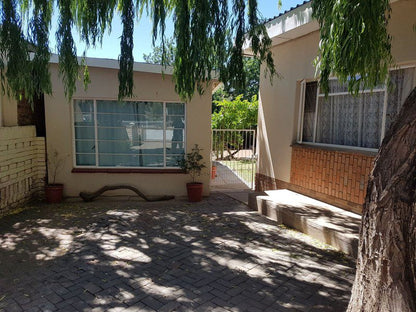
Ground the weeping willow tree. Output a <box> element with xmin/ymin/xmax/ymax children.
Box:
<box><xmin>312</xmin><ymin>0</ymin><xmax>415</xmax><ymax>311</ymax></box>
<box><xmin>0</xmin><ymin>0</ymin><xmax>415</xmax><ymax>310</ymax></box>
<box><xmin>0</xmin><ymin>0</ymin><xmax>275</xmax><ymax>101</ymax></box>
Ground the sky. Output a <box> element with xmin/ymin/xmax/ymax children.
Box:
<box><xmin>48</xmin><ymin>1</ymin><xmax>306</xmax><ymax>62</ymax></box>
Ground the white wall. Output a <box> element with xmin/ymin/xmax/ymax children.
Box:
<box><xmin>257</xmin><ymin>0</ymin><xmax>416</xmax><ymax>183</ymax></box>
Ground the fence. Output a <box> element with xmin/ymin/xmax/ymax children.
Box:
<box><xmin>211</xmin><ymin>129</ymin><xmax>256</xmax><ymax>189</ymax></box>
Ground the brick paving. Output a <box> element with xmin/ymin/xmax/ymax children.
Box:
<box><xmin>0</xmin><ymin>193</ymin><xmax>355</xmax><ymax>311</ymax></box>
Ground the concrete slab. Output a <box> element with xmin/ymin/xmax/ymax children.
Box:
<box><xmin>248</xmin><ymin>189</ymin><xmax>361</xmax><ymax>257</ymax></box>
<box><xmin>214</xmin><ymin>189</ymin><xmax>253</xmax><ymax>206</ymax></box>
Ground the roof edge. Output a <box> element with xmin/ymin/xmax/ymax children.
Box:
<box><xmin>49</xmin><ymin>54</ymin><xmax>174</xmax><ymax>75</ymax></box>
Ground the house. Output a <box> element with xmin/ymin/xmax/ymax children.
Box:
<box><xmin>245</xmin><ymin>0</ymin><xmax>416</xmax><ymax>213</ymax></box>
<box><xmin>0</xmin><ymin>56</ymin><xmax>213</xmax><ymax>215</ymax></box>
<box><xmin>45</xmin><ymin>56</ymin><xmax>213</xmax><ymax>198</ymax></box>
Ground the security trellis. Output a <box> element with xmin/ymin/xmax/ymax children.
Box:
<box><xmin>211</xmin><ymin>129</ymin><xmax>256</xmax><ymax>189</ymax></box>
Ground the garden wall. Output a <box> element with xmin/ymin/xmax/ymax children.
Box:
<box><xmin>256</xmin><ymin>145</ymin><xmax>375</xmax><ymax>214</ymax></box>
<box><xmin>0</xmin><ymin>126</ymin><xmax>46</xmax><ymax>216</ymax></box>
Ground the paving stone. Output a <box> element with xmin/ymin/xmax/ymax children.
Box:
<box><xmin>0</xmin><ymin>193</ymin><xmax>355</xmax><ymax>312</ymax></box>
<box><xmin>141</xmin><ymin>296</ymin><xmax>164</xmax><ymax>310</ymax></box>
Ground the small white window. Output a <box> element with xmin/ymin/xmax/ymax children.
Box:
<box><xmin>73</xmin><ymin>100</ymin><xmax>186</xmax><ymax>168</ymax></box>
<box><xmin>297</xmin><ymin>67</ymin><xmax>415</xmax><ymax>149</ymax></box>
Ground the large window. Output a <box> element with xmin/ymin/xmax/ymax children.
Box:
<box><xmin>73</xmin><ymin>100</ymin><xmax>185</xmax><ymax>168</ymax></box>
<box><xmin>298</xmin><ymin>67</ymin><xmax>415</xmax><ymax>149</ymax></box>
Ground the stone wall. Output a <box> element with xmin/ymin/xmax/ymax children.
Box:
<box><xmin>0</xmin><ymin>126</ymin><xmax>46</xmax><ymax>216</ymax></box>
<box><xmin>256</xmin><ymin>144</ymin><xmax>376</xmax><ymax>214</ymax></box>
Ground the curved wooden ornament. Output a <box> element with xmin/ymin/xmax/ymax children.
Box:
<box><xmin>79</xmin><ymin>184</ymin><xmax>175</xmax><ymax>202</ymax></box>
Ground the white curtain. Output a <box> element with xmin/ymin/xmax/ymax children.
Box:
<box><xmin>315</xmin><ymin>83</ymin><xmax>384</xmax><ymax>148</ymax></box>
<box><xmin>385</xmin><ymin>68</ymin><xmax>415</xmax><ymax>132</ymax></box>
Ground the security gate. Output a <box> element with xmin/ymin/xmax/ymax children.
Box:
<box><xmin>211</xmin><ymin>129</ymin><xmax>256</xmax><ymax>189</ymax></box>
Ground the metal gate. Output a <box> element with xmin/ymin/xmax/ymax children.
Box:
<box><xmin>211</xmin><ymin>129</ymin><xmax>256</xmax><ymax>189</ymax></box>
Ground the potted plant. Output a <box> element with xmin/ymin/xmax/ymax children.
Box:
<box><xmin>178</xmin><ymin>144</ymin><xmax>206</xmax><ymax>202</ymax></box>
<box><xmin>45</xmin><ymin>150</ymin><xmax>66</xmax><ymax>203</ymax></box>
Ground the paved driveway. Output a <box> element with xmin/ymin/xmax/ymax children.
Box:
<box><xmin>0</xmin><ymin>193</ymin><xmax>355</xmax><ymax>312</ymax></box>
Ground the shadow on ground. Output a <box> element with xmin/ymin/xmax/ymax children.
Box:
<box><xmin>0</xmin><ymin>194</ymin><xmax>355</xmax><ymax>312</ymax></box>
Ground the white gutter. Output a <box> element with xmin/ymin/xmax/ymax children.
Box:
<box><xmin>49</xmin><ymin>54</ymin><xmax>175</xmax><ymax>75</ymax></box>
<box><xmin>244</xmin><ymin>1</ymin><xmax>318</xmax><ymax>55</ymax></box>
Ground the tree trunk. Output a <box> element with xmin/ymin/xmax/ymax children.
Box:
<box><xmin>347</xmin><ymin>88</ymin><xmax>416</xmax><ymax>311</ymax></box>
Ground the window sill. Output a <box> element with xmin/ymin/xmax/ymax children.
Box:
<box><xmin>72</xmin><ymin>168</ymin><xmax>184</xmax><ymax>174</ymax></box>
<box><xmin>291</xmin><ymin>142</ymin><xmax>378</xmax><ymax>157</ymax></box>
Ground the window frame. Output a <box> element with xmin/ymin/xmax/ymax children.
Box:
<box><xmin>297</xmin><ymin>65</ymin><xmax>416</xmax><ymax>152</ymax></box>
<box><xmin>71</xmin><ymin>97</ymin><xmax>187</xmax><ymax>170</ymax></box>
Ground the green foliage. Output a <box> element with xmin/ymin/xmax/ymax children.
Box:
<box><xmin>0</xmin><ymin>0</ymin><xmax>276</xmax><ymax>103</ymax></box>
<box><xmin>178</xmin><ymin>144</ymin><xmax>206</xmax><ymax>183</ymax></box>
<box><xmin>212</xmin><ymin>95</ymin><xmax>258</xmax><ymax>160</ymax></box>
<box><xmin>143</xmin><ymin>37</ymin><xmax>176</xmax><ymax>65</ymax></box>
<box><xmin>312</xmin><ymin>0</ymin><xmax>393</xmax><ymax>95</ymax></box>
<box><xmin>215</xmin><ymin>57</ymin><xmax>260</xmax><ymax>102</ymax></box>
<box><xmin>212</xmin><ymin>95</ymin><xmax>258</xmax><ymax>129</ymax></box>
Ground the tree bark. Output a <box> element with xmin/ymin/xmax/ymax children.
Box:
<box><xmin>347</xmin><ymin>88</ymin><xmax>416</xmax><ymax>311</ymax></box>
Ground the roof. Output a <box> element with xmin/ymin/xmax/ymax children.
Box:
<box><xmin>49</xmin><ymin>54</ymin><xmax>174</xmax><ymax>75</ymax></box>
<box><xmin>264</xmin><ymin>1</ymin><xmax>311</xmax><ymax>25</ymax></box>
<box><xmin>243</xmin><ymin>0</ymin><xmax>318</xmax><ymax>54</ymax></box>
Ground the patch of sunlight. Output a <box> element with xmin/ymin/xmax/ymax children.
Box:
<box><xmin>206</xmin><ymin>250</ymin><xmax>274</xmax><ymax>284</ymax></box>
<box><xmin>36</xmin><ymin>219</ymin><xmax>52</xmax><ymax>224</ymax></box>
<box><xmin>32</xmin><ymin>227</ymin><xmax>74</xmax><ymax>259</ymax></box>
<box><xmin>29</xmin><ymin>227</ymin><xmax>74</xmax><ymax>259</ymax></box>
<box><xmin>138</xmin><ymin>238</ymin><xmax>149</xmax><ymax>249</ymax></box>
<box><xmin>242</xmin><ymin>245</ymin><xmax>294</xmax><ymax>266</ymax></box>
<box><xmin>104</xmin><ymin>246</ymin><xmax>151</xmax><ymax>262</ymax></box>
<box><xmin>182</xmin><ymin>225</ymin><xmax>202</xmax><ymax>232</ymax></box>
<box><xmin>133</xmin><ymin>278</ymin><xmax>183</xmax><ymax>299</ymax></box>
<box><xmin>93</xmin><ymin>295</ymin><xmax>112</xmax><ymax>305</ymax></box>
<box><xmin>106</xmin><ymin>210</ymin><xmax>139</xmax><ymax>219</ymax></box>
<box><xmin>35</xmin><ymin>246</ymin><xmax>69</xmax><ymax>260</ymax></box>
<box><xmin>116</xmin><ymin>269</ymin><xmax>132</xmax><ymax>278</ymax></box>
<box><xmin>60</xmin><ymin>212</ymin><xmax>77</xmax><ymax>218</ymax></box>
<box><xmin>238</xmin><ymin>219</ymin><xmax>277</xmax><ymax>233</ymax></box>
<box><xmin>0</xmin><ymin>232</ymin><xmax>28</xmax><ymax>250</ymax></box>
<box><xmin>101</xmin><ymin>234</ymin><xmax>121</xmax><ymax>241</ymax></box>
<box><xmin>152</xmin><ymin>237</ymin><xmax>173</xmax><ymax>245</ymax></box>
<box><xmin>211</xmin><ymin>237</ymin><xmax>242</xmax><ymax>249</ymax></box>
<box><xmin>165</xmin><ymin>215</ymin><xmax>177</xmax><ymax>222</ymax></box>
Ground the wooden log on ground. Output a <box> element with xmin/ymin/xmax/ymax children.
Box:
<box><xmin>79</xmin><ymin>184</ymin><xmax>175</xmax><ymax>202</ymax></box>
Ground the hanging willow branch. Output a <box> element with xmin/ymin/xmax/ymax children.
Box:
<box><xmin>0</xmin><ymin>0</ymin><xmax>277</xmax><ymax>102</ymax></box>
<box><xmin>312</xmin><ymin>0</ymin><xmax>393</xmax><ymax>95</ymax></box>
<box><xmin>56</xmin><ymin>0</ymin><xmax>79</xmax><ymax>99</ymax></box>
<box><xmin>118</xmin><ymin>0</ymin><xmax>135</xmax><ymax>99</ymax></box>
<box><xmin>0</xmin><ymin>0</ymin><xmax>31</xmax><ymax>99</ymax></box>
<box><xmin>28</xmin><ymin>0</ymin><xmax>53</xmax><ymax>98</ymax></box>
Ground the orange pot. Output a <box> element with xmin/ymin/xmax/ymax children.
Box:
<box><xmin>186</xmin><ymin>182</ymin><xmax>203</xmax><ymax>202</ymax></box>
<box><xmin>211</xmin><ymin>166</ymin><xmax>217</xmax><ymax>179</ymax></box>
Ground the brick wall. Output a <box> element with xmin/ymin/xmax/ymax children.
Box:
<box><xmin>256</xmin><ymin>144</ymin><xmax>376</xmax><ymax>214</ymax></box>
<box><xmin>0</xmin><ymin>126</ymin><xmax>46</xmax><ymax>216</ymax></box>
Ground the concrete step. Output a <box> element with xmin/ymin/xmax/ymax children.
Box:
<box><xmin>248</xmin><ymin>189</ymin><xmax>361</xmax><ymax>257</ymax></box>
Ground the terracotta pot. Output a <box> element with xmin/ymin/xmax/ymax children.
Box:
<box><xmin>186</xmin><ymin>182</ymin><xmax>203</xmax><ymax>202</ymax></box>
<box><xmin>211</xmin><ymin>166</ymin><xmax>217</xmax><ymax>179</ymax></box>
<box><xmin>45</xmin><ymin>184</ymin><xmax>64</xmax><ymax>203</ymax></box>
